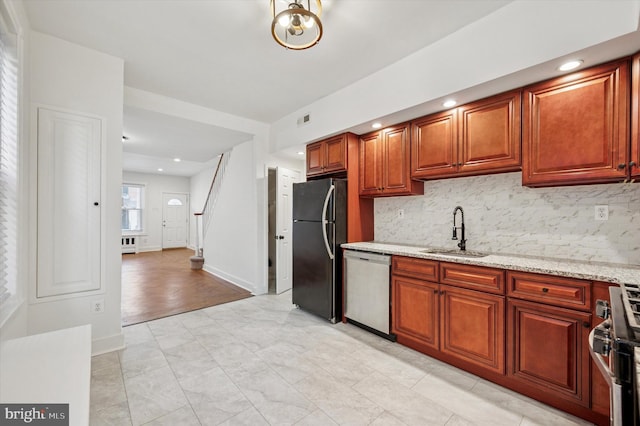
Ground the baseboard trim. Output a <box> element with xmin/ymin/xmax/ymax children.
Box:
<box><xmin>202</xmin><ymin>264</ymin><xmax>256</xmax><ymax>295</ymax></box>
<box><xmin>137</xmin><ymin>246</ymin><xmax>162</xmax><ymax>253</ymax></box>
<box><xmin>91</xmin><ymin>331</ymin><xmax>125</xmax><ymax>356</ymax></box>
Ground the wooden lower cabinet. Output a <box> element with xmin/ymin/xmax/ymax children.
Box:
<box><xmin>392</xmin><ymin>275</ymin><xmax>505</xmax><ymax>374</ymax></box>
<box><xmin>440</xmin><ymin>285</ymin><xmax>505</xmax><ymax>374</ymax></box>
<box><xmin>392</xmin><ymin>276</ymin><xmax>439</xmax><ymax>350</ymax></box>
<box><xmin>507</xmin><ymin>298</ymin><xmax>592</xmax><ymax>407</ymax></box>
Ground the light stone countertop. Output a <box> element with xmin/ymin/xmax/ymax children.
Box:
<box><xmin>341</xmin><ymin>241</ymin><xmax>640</xmax><ymax>285</ymax></box>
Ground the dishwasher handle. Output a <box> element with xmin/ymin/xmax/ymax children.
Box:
<box><xmin>343</xmin><ymin>250</ymin><xmax>391</xmax><ymax>265</ymax></box>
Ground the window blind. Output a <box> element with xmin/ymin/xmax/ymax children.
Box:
<box><xmin>0</xmin><ymin>17</ymin><xmax>19</xmax><ymax>324</ymax></box>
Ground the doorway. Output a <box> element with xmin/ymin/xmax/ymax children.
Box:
<box><xmin>162</xmin><ymin>192</ymin><xmax>189</xmax><ymax>249</ymax></box>
<box><xmin>267</xmin><ymin>167</ymin><xmax>301</xmax><ymax>294</ymax></box>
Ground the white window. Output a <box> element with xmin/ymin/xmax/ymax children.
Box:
<box><xmin>121</xmin><ymin>183</ymin><xmax>145</xmax><ymax>233</ymax></box>
<box><xmin>0</xmin><ymin>8</ymin><xmax>20</xmax><ymax>325</ymax></box>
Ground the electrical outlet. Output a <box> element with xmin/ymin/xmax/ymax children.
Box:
<box><xmin>91</xmin><ymin>299</ymin><xmax>105</xmax><ymax>314</ymax></box>
<box><xmin>397</xmin><ymin>209</ymin><xmax>405</xmax><ymax>219</ymax></box>
<box><xmin>594</xmin><ymin>205</ymin><xmax>609</xmax><ymax>221</ymax></box>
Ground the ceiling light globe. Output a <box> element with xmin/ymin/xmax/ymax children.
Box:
<box><xmin>303</xmin><ymin>16</ymin><xmax>314</xmax><ymax>29</ymax></box>
<box><xmin>278</xmin><ymin>14</ymin><xmax>291</xmax><ymax>27</ymax></box>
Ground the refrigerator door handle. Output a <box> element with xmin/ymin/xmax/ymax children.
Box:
<box><xmin>321</xmin><ymin>184</ymin><xmax>335</xmax><ymax>260</ymax></box>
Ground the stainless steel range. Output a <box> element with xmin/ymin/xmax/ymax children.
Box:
<box><xmin>590</xmin><ymin>285</ymin><xmax>640</xmax><ymax>425</ymax></box>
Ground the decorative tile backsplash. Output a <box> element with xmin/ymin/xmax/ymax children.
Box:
<box><xmin>374</xmin><ymin>172</ymin><xmax>640</xmax><ymax>266</ymax></box>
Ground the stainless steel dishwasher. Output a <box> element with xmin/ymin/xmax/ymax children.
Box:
<box><xmin>344</xmin><ymin>250</ymin><xmax>393</xmax><ymax>339</ymax></box>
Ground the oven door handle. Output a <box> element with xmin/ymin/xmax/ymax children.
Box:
<box><xmin>588</xmin><ymin>327</ymin><xmax>615</xmax><ymax>387</ymax></box>
<box><xmin>589</xmin><ymin>326</ymin><xmax>624</xmax><ymax>426</ymax></box>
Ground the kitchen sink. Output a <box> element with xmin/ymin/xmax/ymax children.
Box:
<box><xmin>420</xmin><ymin>249</ymin><xmax>489</xmax><ymax>258</ymax></box>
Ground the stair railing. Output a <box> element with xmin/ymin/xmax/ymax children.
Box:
<box><xmin>194</xmin><ymin>152</ymin><xmax>230</xmax><ymax>258</ymax></box>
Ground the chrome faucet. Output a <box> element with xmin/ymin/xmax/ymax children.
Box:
<box><xmin>452</xmin><ymin>206</ymin><xmax>466</xmax><ymax>251</ymax></box>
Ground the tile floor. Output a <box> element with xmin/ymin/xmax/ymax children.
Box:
<box><xmin>90</xmin><ymin>291</ymin><xmax>594</xmax><ymax>425</ymax></box>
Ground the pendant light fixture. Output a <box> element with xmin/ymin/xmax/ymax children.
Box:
<box><xmin>270</xmin><ymin>0</ymin><xmax>323</xmax><ymax>50</ymax></box>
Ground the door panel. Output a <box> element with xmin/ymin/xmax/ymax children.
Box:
<box><xmin>440</xmin><ymin>285</ymin><xmax>505</xmax><ymax>374</ymax></box>
<box><xmin>411</xmin><ymin>110</ymin><xmax>457</xmax><ymax>178</ymax></box>
<box><xmin>508</xmin><ymin>298</ymin><xmax>591</xmax><ymax>406</ymax></box>
<box><xmin>37</xmin><ymin>108</ymin><xmax>101</xmax><ymax>297</ymax></box>
<box><xmin>392</xmin><ymin>276</ymin><xmax>439</xmax><ymax>349</ymax></box>
<box><xmin>162</xmin><ymin>193</ymin><xmax>188</xmax><ymax>248</ymax></box>
<box><xmin>275</xmin><ymin>167</ymin><xmax>299</xmax><ymax>294</ymax></box>
<box><xmin>383</xmin><ymin>124</ymin><xmax>410</xmax><ymax>192</ymax></box>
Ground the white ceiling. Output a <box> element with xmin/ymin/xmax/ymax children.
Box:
<box><xmin>22</xmin><ymin>0</ymin><xmax>514</xmax><ymax>176</ymax></box>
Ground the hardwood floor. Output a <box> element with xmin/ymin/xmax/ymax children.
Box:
<box><xmin>121</xmin><ymin>248</ymin><xmax>252</xmax><ymax>326</ymax></box>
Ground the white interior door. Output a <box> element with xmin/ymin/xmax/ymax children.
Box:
<box><xmin>275</xmin><ymin>167</ymin><xmax>300</xmax><ymax>294</ymax></box>
<box><xmin>162</xmin><ymin>193</ymin><xmax>188</xmax><ymax>249</ymax></box>
<box><xmin>37</xmin><ymin>108</ymin><xmax>102</xmax><ymax>297</ymax></box>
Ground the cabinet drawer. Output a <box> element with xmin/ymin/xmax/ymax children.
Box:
<box><xmin>440</xmin><ymin>262</ymin><xmax>505</xmax><ymax>294</ymax></box>
<box><xmin>392</xmin><ymin>256</ymin><xmax>439</xmax><ymax>282</ymax></box>
<box><xmin>507</xmin><ymin>271</ymin><xmax>591</xmax><ymax>311</ymax></box>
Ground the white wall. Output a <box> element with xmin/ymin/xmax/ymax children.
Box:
<box><xmin>202</xmin><ymin>140</ymin><xmax>259</xmax><ymax>292</ymax></box>
<box><xmin>27</xmin><ymin>31</ymin><xmax>124</xmax><ymax>354</ymax></box>
<box><xmin>123</xmin><ymin>171</ymin><xmax>190</xmax><ymax>252</ymax></box>
<box><xmin>375</xmin><ymin>173</ymin><xmax>640</xmax><ymax>266</ymax></box>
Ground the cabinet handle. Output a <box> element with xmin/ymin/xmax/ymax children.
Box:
<box><xmin>630</xmin><ymin>161</ymin><xmax>637</xmax><ymax>168</ymax></box>
<box><xmin>439</xmin><ymin>290</ymin><xmax>445</xmax><ymax>295</ymax></box>
<box><xmin>458</xmin><ymin>162</ymin><xmax>462</xmax><ymax>166</ymax></box>
<box><xmin>541</xmin><ymin>287</ymin><xmax>549</xmax><ymax>293</ymax></box>
<box><xmin>617</xmin><ymin>163</ymin><xmax>627</xmax><ymax>170</ymax></box>
<box><xmin>433</xmin><ymin>289</ymin><xmax>438</xmax><ymax>294</ymax></box>
<box><xmin>583</xmin><ymin>321</ymin><xmax>591</xmax><ymax>329</ymax></box>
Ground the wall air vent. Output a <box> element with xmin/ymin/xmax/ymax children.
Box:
<box><xmin>297</xmin><ymin>113</ymin><xmax>311</xmax><ymax>127</ymax></box>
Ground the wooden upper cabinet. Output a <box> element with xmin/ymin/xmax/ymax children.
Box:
<box><xmin>631</xmin><ymin>53</ymin><xmax>640</xmax><ymax>178</ymax></box>
<box><xmin>359</xmin><ymin>123</ymin><xmax>423</xmax><ymax>197</ymax></box>
<box><xmin>522</xmin><ymin>59</ymin><xmax>630</xmax><ymax>187</ymax></box>
<box><xmin>306</xmin><ymin>134</ymin><xmax>347</xmax><ymax>178</ymax></box>
<box><xmin>411</xmin><ymin>90</ymin><xmax>521</xmax><ymax>180</ymax></box>
<box><xmin>458</xmin><ymin>90</ymin><xmax>521</xmax><ymax>175</ymax></box>
<box><xmin>411</xmin><ymin>109</ymin><xmax>458</xmax><ymax>178</ymax></box>
<box><xmin>358</xmin><ymin>131</ymin><xmax>382</xmax><ymax>196</ymax></box>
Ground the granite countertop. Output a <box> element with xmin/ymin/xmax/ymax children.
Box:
<box><xmin>341</xmin><ymin>241</ymin><xmax>640</xmax><ymax>286</ymax></box>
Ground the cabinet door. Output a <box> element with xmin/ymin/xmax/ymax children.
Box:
<box><xmin>458</xmin><ymin>90</ymin><xmax>521</xmax><ymax>176</ymax></box>
<box><xmin>522</xmin><ymin>59</ymin><xmax>630</xmax><ymax>186</ymax></box>
<box><xmin>440</xmin><ymin>285</ymin><xmax>505</xmax><ymax>374</ymax></box>
<box><xmin>359</xmin><ymin>132</ymin><xmax>382</xmax><ymax>196</ymax></box>
<box><xmin>411</xmin><ymin>110</ymin><xmax>458</xmax><ymax>179</ymax></box>
<box><xmin>508</xmin><ymin>298</ymin><xmax>591</xmax><ymax>407</ymax></box>
<box><xmin>382</xmin><ymin>124</ymin><xmax>412</xmax><ymax>195</ymax></box>
<box><xmin>324</xmin><ymin>135</ymin><xmax>347</xmax><ymax>174</ymax></box>
<box><xmin>631</xmin><ymin>53</ymin><xmax>640</xmax><ymax>178</ymax></box>
<box><xmin>392</xmin><ymin>276</ymin><xmax>439</xmax><ymax>350</ymax></box>
<box><xmin>306</xmin><ymin>141</ymin><xmax>324</xmax><ymax>176</ymax></box>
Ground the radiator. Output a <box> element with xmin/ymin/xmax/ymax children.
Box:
<box><xmin>121</xmin><ymin>236</ymin><xmax>138</xmax><ymax>254</ymax></box>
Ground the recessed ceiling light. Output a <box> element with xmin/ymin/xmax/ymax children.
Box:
<box><xmin>371</xmin><ymin>122</ymin><xmax>382</xmax><ymax>129</ymax></box>
<box><xmin>558</xmin><ymin>60</ymin><xmax>583</xmax><ymax>72</ymax></box>
<box><xmin>297</xmin><ymin>151</ymin><xmax>304</xmax><ymax>155</ymax></box>
<box><xmin>173</xmin><ymin>158</ymin><xmax>181</xmax><ymax>162</ymax></box>
<box><xmin>157</xmin><ymin>168</ymin><xmax>163</xmax><ymax>172</ymax></box>
<box><xmin>443</xmin><ymin>100</ymin><xmax>457</xmax><ymax>108</ymax></box>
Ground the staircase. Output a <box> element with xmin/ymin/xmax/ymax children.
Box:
<box><xmin>191</xmin><ymin>152</ymin><xmax>230</xmax><ymax>270</ymax></box>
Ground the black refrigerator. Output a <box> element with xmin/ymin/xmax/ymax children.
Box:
<box><xmin>292</xmin><ymin>178</ymin><xmax>347</xmax><ymax>323</ymax></box>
